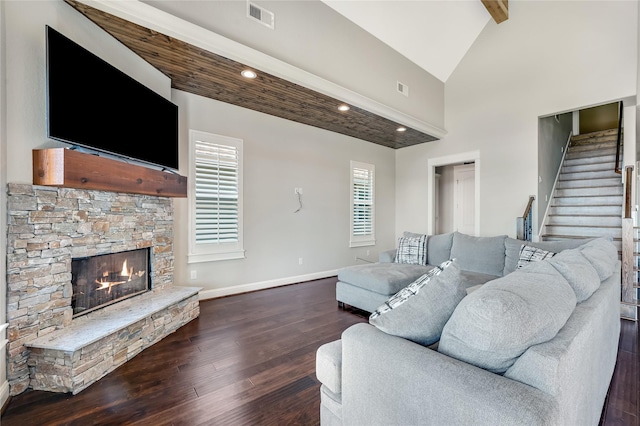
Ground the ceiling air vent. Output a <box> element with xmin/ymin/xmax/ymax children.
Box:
<box><xmin>248</xmin><ymin>2</ymin><xmax>275</xmax><ymax>29</ymax></box>
<box><xmin>397</xmin><ymin>81</ymin><xmax>409</xmax><ymax>97</ymax></box>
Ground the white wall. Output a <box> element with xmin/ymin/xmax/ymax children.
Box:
<box><xmin>396</xmin><ymin>0</ymin><xmax>638</xmax><ymax>238</ymax></box>
<box><xmin>538</xmin><ymin>112</ymin><xmax>573</xmax><ymax>229</ymax></box>
<box><xmin>2</xmin><ymin>0</ymin><xmax>397</xmax><ymax>302</ymax></box>
<box><xmin>173</xmin><ymin>90</ymin><xmax>396</xmax><ymax>297</ymax></box>
<box><xmin>4</xmin><ymin>0</ymin><xmax>172</xmax><ymax>184</ymax></box>
<box><xmin>0</xmin><ymin>0</ymin><xmax>8</xmax><ymax>410</ymax></box>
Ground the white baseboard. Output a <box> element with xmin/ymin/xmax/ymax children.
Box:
<box><xmin>0</xmin><ymin>380</ymin><xmax>9</xmax><ymax>410</ymax></box>
<box><xmin>198</xmin><ymin>269</ymin><xmax>338</xmax><ymax>300</ymax></box>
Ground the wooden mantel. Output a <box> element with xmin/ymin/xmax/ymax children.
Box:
<box><xmin>33</xmin><ymin>148</ymin><xmax>187</xmax><ymax>197</ymax></box>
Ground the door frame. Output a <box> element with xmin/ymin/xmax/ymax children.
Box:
<box><xmin>453</xmin><ymin>163</ymin><xmax>476</xmax><ymax>234</ymax></box>
<box><xmin>427</xmin><ymin>151</ymin><xmax>480</xmax><ymax>236</ymax></box>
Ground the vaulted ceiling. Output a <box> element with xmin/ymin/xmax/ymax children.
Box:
<box><xmin>322</xmin><ymin>0</ymin><xmax>503</xmax><ymax>83</ymax></box>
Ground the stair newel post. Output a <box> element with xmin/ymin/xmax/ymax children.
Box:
<box><xmin>621</xmin><ymin>165</ymin><xmax>637</xmax><ymax>320</ymax></box>
<box><xmin>621</xmin><ymin>219</ymin><xmax>637</xmax><ymax>320</ymax></box>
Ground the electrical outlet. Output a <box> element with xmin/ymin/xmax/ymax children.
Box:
<box><xmin>190</xmin><ymin>270</ymin><xmax>197</xmax><ymax>280</ymax></box>
<box><xmin>298</xmin><ymin>257</ymin><xmax>303</xmax><ymax>265</ymax></box>
<box><xmin>295</xmin><ymin>187</ymin><xmax>303</xmax><ymax>195</ymax></box>
<box><xmin>366</xmin><ymin>250</ymin><xmax>370</xmax><ymax>256</ymax></box>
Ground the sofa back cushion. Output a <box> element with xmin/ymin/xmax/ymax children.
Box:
<box><xmin>547</xmin><ymin>249</ymin><xmax>601</xmax><ymax>302</ymax></box>
<box><xmin>426</xmin><ymin>232</ymin><xmax>454</xmax><ymax>265</ymax></box>
<box><xmin>450</xmin><ymin>232</ymin><xmax>507</xmax><ymax>276</ymax></box>
<box><xmin>503</xmin><ymin>238</ymin><xmax>593</xmax><ymax>275</ymax></box>
<box><xmin>438</xmin><ymin>261</ymin><xmax>577</xmax><ymax>373</ymax></box>
<box><xmin>579</xmin><ymin>238</ymin><xmax>619</xmax><ymax>281</ymax></box>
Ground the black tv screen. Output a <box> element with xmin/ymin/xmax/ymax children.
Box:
<box><xmin>46</xmin><ymin>26</ymin><xmax>179</xmax><ymax>170</ymax></box>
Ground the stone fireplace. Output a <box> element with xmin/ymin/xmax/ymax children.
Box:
<box><xmin>6</xmin><ymin>183</ymin><xmax>199</xmax><ymax>395</ymax></box>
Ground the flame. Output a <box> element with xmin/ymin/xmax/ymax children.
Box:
<box><xmin>94</xmin><ymin>257</ymin><xmax>145</xmax><ymax>292</ymax></box>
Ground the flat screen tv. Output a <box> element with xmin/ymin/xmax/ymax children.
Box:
<box><xmin>46</xmin><ymin>26</ymin><xmax>179</xmax><ymax>170</ymax></box>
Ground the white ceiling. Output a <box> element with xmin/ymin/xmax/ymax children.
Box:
<box><xmin>321</xmin><ymin>1</ymin><xmax>492</xmax><ymax>82</ymax></box>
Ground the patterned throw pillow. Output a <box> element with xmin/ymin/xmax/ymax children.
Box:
<box><xmin>369</xmin><ymin>259</ymin><xmax>464</xmax><ymax>346</ymax></box>
<box><xmin>370</xmin><ymin>259</ymin><xmax>453</xmax><ymax>320</ymax></box>
<box><xmin>516</xmin><ymin>244</ymin><xmax>555</xmax><ymax>269</ymax></box>
<box><xmin>394</xmin><ymin>234</ymin><xmax>427</xmax><ymax>265</ymax></box>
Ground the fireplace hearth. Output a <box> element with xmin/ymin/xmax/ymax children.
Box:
<box><xmin>72</xmin><ymin>248</ymin><xmax>151</xmax><ymax>317</ymax></box>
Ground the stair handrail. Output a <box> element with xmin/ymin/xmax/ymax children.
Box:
<box><xmin>615</xmin><ymin>101</ymin><xmax>624</xmax><ymax>174</ymax></box>
<box><xmin>624</xmin><ymin>165</ymin><xmax>633</xmax><ymax>219</ymax></box>
<box><xmin>516</xmin><ymin>196</ymin><xmax>535</xmax><ymax>241</ymax></box>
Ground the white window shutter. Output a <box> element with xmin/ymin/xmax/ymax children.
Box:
<box><xmin>350</xmin><ymin>161</ymin><xmax>375</xmax><ymax>247</ymax></box>
<box><xmin>195</xmin><ymin>142</ymin><xmax>239</xmax><ymax>244</ymax></box>
<box><xmin>188</xmin><ymin>130</ymin><xmax>244</xmax><ymax>263</ymax></box>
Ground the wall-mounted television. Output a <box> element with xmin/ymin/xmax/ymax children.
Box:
<box><xmin>46</xmin><ymin>26</ymin><xmax>179</xmax><ymax>171</ymax></box>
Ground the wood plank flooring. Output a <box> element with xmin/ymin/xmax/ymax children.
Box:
<box><xmin>1</xmin><ymin>276</ymin><xmax>638</xmax><ymax>425</ymax></box>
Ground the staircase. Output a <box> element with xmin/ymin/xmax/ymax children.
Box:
<box><xmin>541</xmin><ymin>129</ymin><xmax>623</xmax><ymax>254</ymax></box>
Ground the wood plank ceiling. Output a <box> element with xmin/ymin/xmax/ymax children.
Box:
<box><xmin>64</xmin><ymin>0</ymin><xmax>439</xmax><ymax>149</ymax></box>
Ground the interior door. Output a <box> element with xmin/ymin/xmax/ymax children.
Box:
<box><xmin>453</xmin><ymin>164</ymin><xmax>475</xmax><ymax>235</ymax></box>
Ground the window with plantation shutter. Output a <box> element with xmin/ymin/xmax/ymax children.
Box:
<box><xmin>350</xmin><ymin>161</ymin><xmax>375</xmax><ymax>247</ymax></box>
<box><xmin>188</xmin><ymin>130</ymin><xmax>244</xmax><ymax>263</ymax></box>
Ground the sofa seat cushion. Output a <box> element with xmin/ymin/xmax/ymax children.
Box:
<box><xmin>369</xmin><ymin>260</ymin><xmax>465</xmax><ymax>346</ymax></box>
<box><xmin>450</xmin><ymin>232</ymin><xmax>507</xmax><ymax>276</ymax></box>
<box><xmin>338</xmin><ymin>263</ymin><xmax>433</xmax><ymax>296</ymax></box>
<box><xmin>460</xmin><ymin>270</ymin><xmax>500</xmax><ymax>289</ymax></box>
<box><xmin>438</xmin><ymin>261</ymin><xmax>577</xmax><ymax>373</ymax></box>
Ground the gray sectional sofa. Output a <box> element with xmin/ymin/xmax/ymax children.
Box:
<box><xmin>336</xmin><ymin>231</ymin><xmax>594</xmax><ymax>313</ymax></box>
<box><xmin>318</xmin><ymin>232</ymin><xmax>621</xmax><ymax>425</ymax></box>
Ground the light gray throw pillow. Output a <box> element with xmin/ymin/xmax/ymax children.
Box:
<box><xmin>439</xmin><ymin>263</ymin><xmax>576</xmax><ymax>373</ymax></box>
<box><xmin>369</xmin><ymin>260</ymin><xmax>465</xmax><ymax>346</ymax></box>
<box><xmin>547</xmin><ymin>248</ymin><xmax>600</xmax><ymax>302</ymax></box>
<box><xmin>450</xmin><ymin>232</ymin><xmax>507</xmax><ymax>276</ymax></box>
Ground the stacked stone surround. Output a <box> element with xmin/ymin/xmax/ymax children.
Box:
<box><xmin>28</xmin><ymin>287</ymin><xmax>199</xmax><ymax>394</ymax></box>
<box><xmin>6</xmin><ymin>183</ymin><xmax>198</xmax><ymax>395</ymax></box>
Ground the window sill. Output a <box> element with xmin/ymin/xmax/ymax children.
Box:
<box><xmin>188</xmin><ymin>250</ymin><xmax>245</xmax><ymax>264</ymax></box>
<box><xmin>349</xmin><ymin>239</ymin><xmax>376</xmax><ymax>248</ymax></box>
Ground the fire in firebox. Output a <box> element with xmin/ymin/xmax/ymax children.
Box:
<box><xmin>72</xmin><ymin>248</ymin><xmax>151</xmax><ymax>316</ymax></box>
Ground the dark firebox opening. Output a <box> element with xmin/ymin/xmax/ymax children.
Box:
<box><xmin>71</xmin><ymin>248</ymin><xmax>151</xmax><ymax>317</ymax></box>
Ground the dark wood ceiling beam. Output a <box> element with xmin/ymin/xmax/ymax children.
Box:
<box><xmin>64</xmin><ymin>0</ymin><xmax>439</xmax><ymax>149</ymax></box>
<box><xmin>482</xmin><ymin>0</ymin><xmax>508</xmax><ymax>24</ymax></box>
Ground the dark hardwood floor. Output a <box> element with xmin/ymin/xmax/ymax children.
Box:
<box><xmin>1</xmin><ymin>277</ymin><xmax>638</xmax><ymax>425</ymax></box>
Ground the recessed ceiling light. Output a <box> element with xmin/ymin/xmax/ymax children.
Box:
<box><xmin>397</xmin><ymin>126</ymin><xmax>407</xmax><ymax>132</ymax></box>
<box><xmin>338</xmin><ymin>104</ymin><xmax>350</xmax><ymax>112</ymax></box>
<box><xmin>241</xmin><ymin>70</ymin><xmax>257</xmax><ymax>79</ymax></box>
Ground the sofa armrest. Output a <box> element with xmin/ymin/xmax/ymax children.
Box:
<box><xmin>341</xmin><ymin>323</ymin><xmax>559</xmax><ymax>426</ymax></box>
<box><xmin>379</xmin><ymin>249</ymin><xmax>396</xmax><ymax>263</ymax></box>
